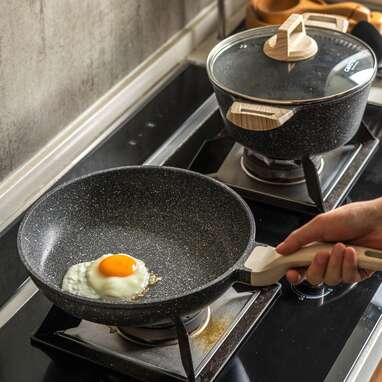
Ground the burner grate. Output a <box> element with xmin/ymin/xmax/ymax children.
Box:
<box><xmin>32</xmin><ymin>285</ymin><xmax>280</xmax><ymax>382</ymax></box>
<box><xmin>188</xmin><ymin>120</ymin><xmax>379</xmax><ymax>214</ymax></box>
<box><xmin>242</xmin><ymin>148</ymin><xmax>323</xmax><ymax>185</ymax></box>
<box><xmin>117</xmin><ymin>308</ymin><xmax>211</xmax><ymax>346</ymax></box>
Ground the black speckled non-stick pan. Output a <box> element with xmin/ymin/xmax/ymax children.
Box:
<box><xmin>18</xmin><ymin>166</ymin><xmax>256</xmax><ymax>326</ymax></box>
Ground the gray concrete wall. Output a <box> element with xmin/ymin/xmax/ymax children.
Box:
<box><xmin>0</xmin><ymin>0</ymin><xmax>213</xmax><ymax>181</ymax></box>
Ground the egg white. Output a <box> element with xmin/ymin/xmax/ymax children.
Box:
<box><xmin>62</xmin><ymin>260</ymin><xmax>100</xmax><ymax>299</ymax></box>
<box><xmin>62</xmin><ymin>254</ymin><xmax>150</xmax><ymax>300</ymax></box>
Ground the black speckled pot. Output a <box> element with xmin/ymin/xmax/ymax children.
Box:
<box><xmin>18</xmin><ymin>166</ymin><xmax>256</xmax><ymax>326</ymax></box>
<box><xmin>207</xmin><ymin>24</ymin><xmax>377</xmax><ymax>160</ymax></box>
<box><xmin>213</xmin><ymin>83</ymin><xmax>372</xmax><ymax>160</ymax></box>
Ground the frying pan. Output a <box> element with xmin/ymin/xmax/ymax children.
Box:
<box><xmin>17</xmin><ymin>166</ymin><xmax>382</xmax><ymax>328</ymax></box>
<box><xmin>17</xmin><ymin>166</ymin><xmax>256</xmax><ymax>326</ymax></box>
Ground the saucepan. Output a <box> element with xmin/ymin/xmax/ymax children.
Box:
<box><xmin>207</xmin><ymin>13</ymin><xmax>377</xmax><ymax>159</ymax></box>
<box><xmin>17</xmin><ymin>167</ymin><xmax>382</xmax><ymax>326</ymax></box>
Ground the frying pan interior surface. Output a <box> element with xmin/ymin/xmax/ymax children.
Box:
<box><xmin>18</xmin><ymin>166</ymin><xmax>255</xmax><ymax>325</ymax></box>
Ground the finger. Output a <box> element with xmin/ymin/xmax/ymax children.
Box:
<box><xmin>342</xmin><ymin>247</ymin><xmax>362</xmax><ymax>284</ymax></box>
<box><xmin>276</xmin><ymin>216</ymin><xmax>325</xmax><ymax>255</ymax></box>
<box><xmin>324</xmin><ymin>243</ymin><xmax>346</xmax><ymax>286</ymax></box>
<box><xmin>306</xmin><ymin>252</ymin><xmax>330</xmax><ymax>285</ymax></box>
<box><xmin>286</xmin><ymin>269</ymin><xmax>306</xmax><ymax>285</ymax></box>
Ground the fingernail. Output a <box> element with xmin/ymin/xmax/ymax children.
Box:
<box><xmin>334</xmin><ymin>242</ymin><xmax>345</xmax><ymax>254</ymax></box>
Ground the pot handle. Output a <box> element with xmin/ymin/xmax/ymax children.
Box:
<box><xmin>226</xmin><ymin>101</ymin><xmax>295</xmax><ymax>132</ymax></box>
<box><xmin>303</xmin><ymin>13</ymin><xmax>349</xmax><ymax>33</ymax></box>
<box><xmin>235</xmin><ymin>243</ymin><xmax>382</xmax><ymax>287</ymax></box>
<box><xmin>263</xmin><ymin>13</ymin><xmax>318</xmax><ymax>62</ymax></box>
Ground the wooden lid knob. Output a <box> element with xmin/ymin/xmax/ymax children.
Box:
<box><xmin>263</xmin><ymin>14</ymin><xmax>318</xmax><ymax>62</ymax></box>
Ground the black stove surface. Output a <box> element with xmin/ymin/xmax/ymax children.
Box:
<box><xmin>1</xmin><ymin>64</ymin><xmax>382</xmax><ymax>382</ymax></box>
<box><xmin>0</xmin><ymin>64</ymin><xmax>213</xmax><ymax>311</ymax></box>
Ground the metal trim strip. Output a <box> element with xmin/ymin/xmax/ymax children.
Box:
<box><xmin>324</xmin><ymin>283</ymin><xmax>382</xmax><ymax>382</ymax></box>
<box><xmin>144</xmin><ymin>94</ymin><xmax>218</xmax><ymax>166</ymax></box>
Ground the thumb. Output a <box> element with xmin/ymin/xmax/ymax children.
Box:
<box><xmin>276</xmin><ymin>216</ymin><xmax>325</xmax><ymax>255</ymax></box>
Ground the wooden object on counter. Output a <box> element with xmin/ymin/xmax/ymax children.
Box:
<box><xmin>371</xmin><ymin>357</ymin><xmax>382</xmax><ymax>382</ymax></box>
<box><xmin>246</xmin><ymin>4</ymin><xmax>269</xmax><ymax>28</ymax></box>
<box><xmin>226</xmin><ymin>101</ymin><xmax>295</xmax><ymax>131</ymax></box>
<box><xmin>263</xmin><ymin>13</ymin><xmax>318</xmax><ymax>61</ymax></box>
<box><xmin>246</xmin><ymin>0</ymin><xmax>382</xmax><ymax>32</ymax></box>
<box><xmin>371</xmin><ymin>11</ymin><xmax>382</xmax><ymax>33</ymax></box>
<box><xmin>253</xmin><ymin>0</ymin><xmax>370</xmax><ymax>24</ymax></box>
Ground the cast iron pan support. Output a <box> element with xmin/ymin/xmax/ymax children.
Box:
<box><xmin>351</xmin><ymin>120</ymin><xmax>377</xmax><ymax>144</ymax></box>
<box><xmin>173</xmin><ymin>316</ymin><xmax>196</xmax><ymax>382</ymax></box>
<box><xmin>302</xmin><ymin>156</ymin><xmax>326</xmax><ymax>212</ymax></box>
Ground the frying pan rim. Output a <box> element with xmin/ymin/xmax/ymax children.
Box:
<box><xmin>17</xmin><ymin>165</ymin><xmax>256</xmax><ymax>309</ymax></box>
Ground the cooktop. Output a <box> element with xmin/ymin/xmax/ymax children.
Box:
<box><xmin>1</xmin><ymin>64</ymin><xmax>382</xmax><ymax>382</ymax></box>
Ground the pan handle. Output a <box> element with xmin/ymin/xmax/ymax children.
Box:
<box><xmin>226</xmin><ymin>101</ymin><xmax>295</xmax><ymax>132</ymax></box>
<box><xmin>235</xmin><ymin>243</ymin><xmax>382</xmax><ymax>287</ymax></box>
<box><xmin>303</xmin><ymin>13</ymin><xmax>349</xmax><ymax>32</ymax></box>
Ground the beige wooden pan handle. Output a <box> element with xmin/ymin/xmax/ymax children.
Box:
<box><xmin>226</xmin><ymin>101</ymin><xmax>295</xmax><ymax>132</ymax></box>
<box><xmin>273</xmin><ymin>243</ymin><xmax>382</xmax><ymax>271</ymax></box>
<box><xmin>263</xmin><ymin>13</ymin><xmax>318</xmax><ymax>62</ymax></box>
<box><xmin>245</xmin><ymin>242</ymin><xmax>382</xmax><ymax>287</ymax></box>
<box><xmin>303</xmin><ymin>12</ymin><xmax>349</xmax><ymax>32</ymax></box>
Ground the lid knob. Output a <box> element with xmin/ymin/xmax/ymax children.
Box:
<box><xmin>263</xmin><ymin>14</ymin><xmax>318</xmax><ymax>62</ymax></box>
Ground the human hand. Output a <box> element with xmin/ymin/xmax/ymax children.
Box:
<box><xmin>276</xmin><ymin>198</ymin><xmax>382</xmax><ymax>285</ymax></box>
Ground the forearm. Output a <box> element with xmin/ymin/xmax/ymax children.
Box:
<box><xmin>370</xmin><ymin>197</ymin><xmax>382</xmax><ymax>219</ymax></box>
<box><xmin>358</xmin><ymin>197</ymin><xmax>382</xmax><ymax>224</ymax></box>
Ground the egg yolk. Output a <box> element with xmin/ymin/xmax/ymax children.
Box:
<box><xmin>99</xmin><ymin>254</ymin><xmax>137</xmax><ymax>277</ymax></box>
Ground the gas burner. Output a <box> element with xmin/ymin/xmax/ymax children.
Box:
<box><xmin>32</xmin><ymin>285</ymin><xmax>280</xmax><ymax>382</ymax></box>
<box><xmin>241</xmin><ymin>148</ymin><xmax>324</xmax><ymax>186</ymax></box>
<box><xmin>290</xmin><ymin>281</ymin><xmax>333</xmax><ymax>300</ymax></box>
<box><xmin>290</xmin><ymin>280</ymin><xmax>357</xmax><ymax>304</ymax></box>
<box><xmin>117</xmin><ymin>308</ymin><xmax>211</xmax><ymax>346</ymax></box>
<box><xmin>188</xmin><ymin>120</ymin><xmax>379</xmax><ymax>213</ymax></box>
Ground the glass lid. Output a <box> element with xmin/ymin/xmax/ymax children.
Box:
<box><xmin>207</xmin><ymin>23</ymin><xmax>376</xmax><ymax>104</ymax></box>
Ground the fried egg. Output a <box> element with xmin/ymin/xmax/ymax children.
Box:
<box><xmin>62</xmin><ymin>253</ymin><xmax>157</xmax><ymax>300</ymax></box>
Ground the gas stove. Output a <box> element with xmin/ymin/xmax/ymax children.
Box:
<box><xmin>33</xmin><ymin>285</ymin><xmax>280</xmax><ymax>382</ymax></box>
<box><xmin>1</xmin><ymin>64</ymin><xmax>382</xmax><ymax>382</ymax></box>
<box><xmin>187</xmin><ymin>124</ymin><xmax>379</xmax><ymax>213</ymax></box>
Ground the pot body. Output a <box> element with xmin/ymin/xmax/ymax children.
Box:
<box><xmin>213</xmin><ymin>83</ymin><xmax>372</xmax><ymax>160</ymax></box>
